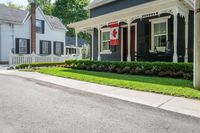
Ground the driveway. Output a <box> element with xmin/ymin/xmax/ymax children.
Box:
<box><xmin>0</xmin><ymin>74</ymin><xmax>200</xmax><ymax>133</ymax></box>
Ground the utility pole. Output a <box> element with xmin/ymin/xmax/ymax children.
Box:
<box><xmin>194</xmin><ymin>0</ymin><xmax>200</xmax><ymax>90</ymax></box>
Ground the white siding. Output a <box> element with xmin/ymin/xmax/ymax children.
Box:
<box><xmin>35</xmin><ymin>8</ymin><xmax>66</xmax><ymax>55</ymax></box>
<box><xmin>0</xmin><ymin>23</ymin><xmax>13</xmax><ymax>62</ymax></box>
<box><xmin>14</xmin><ymin>19</ymin><xmax>31</xmax><ymax>43</ymax></box>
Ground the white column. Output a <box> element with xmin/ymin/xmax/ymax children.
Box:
<box><xmin>194</xmin><ymin>0</ymin><xmax>200</xmax><ymax>90</ymax></box>
<box><xmin>121</xmin><ymin>28</ymin><xmax>124</xmax><ymax>62</ymax></box>
<box><xmin>127</xmin><ymin>19</ymin><xmax>131</xmax><ymax>62</ymax></box>
<box><xmin>184</xmin><ymin>15</ymin><xmax>189</xmax><ymax>63</ymax></box>
<box><xmin>91</xmin><ymin>30</ymin><xmax>94</xmax><ymax>61</ymax></box>
<box><xmin>97</xmin><ymin>26</ymin><xmax>101</xmax><ymax>61</ymax></box>
<box><xmin>173</xmin><ymin>11</ymin><xmax>178</xmax><ymax>63</ymax></box>
<box><xmin>75</xmin><ymin>31</ymin><xmax>78</xmax><ymax>55</ymax></box>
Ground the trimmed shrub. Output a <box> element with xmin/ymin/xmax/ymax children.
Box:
<box><xmin>65</xmin><ymin>60</ymin><xmax>193</xmax><ymax>80</ymax></box>
<box><xmin>16</xmin><ymin>62</ymin><xmax>65</xmax><ymax>69</ymax></box>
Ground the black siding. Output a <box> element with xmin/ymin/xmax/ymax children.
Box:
<box><xmin>90</xmin><ymin>0</ymin><xmax>154</xmax><ymax>17</ymax></box>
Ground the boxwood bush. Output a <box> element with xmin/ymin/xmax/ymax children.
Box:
<box><xmin>16</xmin><ymin>62</ymin><xmax>65</xmax><ymax>69</ymax></box>
<box><xmin>65</xmin><ymin>60</ymin><xmax>193</xmax><ymax>80</ymax></box>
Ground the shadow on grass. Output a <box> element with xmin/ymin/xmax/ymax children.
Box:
<box><xmin>60</xmin><ymin>69</ymin><xmax>193</xmax><ymax>88</ymax></box>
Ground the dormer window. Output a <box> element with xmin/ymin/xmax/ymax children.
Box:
<box><xmin>36</xmin><ymin>20</ymin><xmax>44</xmax><ymax>34</ymax></box>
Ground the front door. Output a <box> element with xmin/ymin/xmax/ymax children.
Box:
<box><xmin>122</xmin><ymin>25</ymin><xmax>136</xmax><ymax>61</ymax></box>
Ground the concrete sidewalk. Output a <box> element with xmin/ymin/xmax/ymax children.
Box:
<box><xmin>0</xmin><ymin>70</ymin><xmax>200</xmax><ymax>118</ymax></box>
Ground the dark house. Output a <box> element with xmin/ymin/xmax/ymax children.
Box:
<box><xmin>69</xmin><ymin>0</ymin><xmax>194</xmax><ymax>62</ymax></box>
<box><xmin>65</xmin><ymin>36</ymin><xmax>88</xmax><ymax>55</ymax></box>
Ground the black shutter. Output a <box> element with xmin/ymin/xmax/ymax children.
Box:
<box><xmin>16</xmin><ymin>38</ymin><xmax>19</xmax><ymax>54</ymax></box>
<box><xmin>48</xmin><ymin>41</ymin><xmax>51</xmax><ymax>54</ymax></box>
<box><xmin>40</xmin><ymin>41</ymin><xmax>42</xmax><ymax>54</ymax></box>
<box><xmin>27</xmin><ymin>39</ymin><xmax>30</xmax><ymax>54</ymax></box>
<box><xmin>61</xmin><ymin>42</ymin><xmax>64</xmax><ymax>55</ymax></box>
<box><xmin>53</xmin><ymin>42</ymin><xmax>56</xmax><ymax>55</ymax></box>
<box><xmin>42</xmin><ymin>21</ymin><xmax>45</xmax><ymax>34</ymax></box>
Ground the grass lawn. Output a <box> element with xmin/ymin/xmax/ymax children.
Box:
<box><xmin>38</xmin><ymin>67</ymin><xmax>200</xmax><ymax>99</ymax></box>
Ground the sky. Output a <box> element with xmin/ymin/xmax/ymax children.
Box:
<box><xmin>0</xmin><ymin>0</ymin><xmax>92</xmax><ymax>6</ymax></box>
<box><xmin>0</xmin><ymin>0</ymin><xmax>56</xmax><ymax>7</ymax></box>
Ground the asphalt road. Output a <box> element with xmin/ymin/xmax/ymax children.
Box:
<box><xmin>0</xmin><ymin>74</ymin><xmax>200</xmax><ymax>133</ymax></box>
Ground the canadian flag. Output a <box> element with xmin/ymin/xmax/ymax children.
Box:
<box><xmin>109</xmin><ymin>22</ymin><xmax>119</xmax><ymax>46</ymax></box>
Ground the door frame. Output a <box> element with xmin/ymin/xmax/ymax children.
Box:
<box><xmin>120</xmin><ymin>23</ymin><xmax>137</xmax><ymax>61</ymax></box>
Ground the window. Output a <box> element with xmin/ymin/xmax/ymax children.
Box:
<box><xmin>150</xmin><ymin>16</ymin><xmax>170</xmax><ymax>52</ymax></box>
<box><xmin>154</xmin><ymin>22</ymin><xmax>167</xmax><ymax>48</ymax></box>
<box><xmin>54</xmin><ymin>42</ymin><xmax>63</xmax><ymax>55</ymax></box>
<box><xmin>36</xmin><ymin>20</ymin><xmax>44</xmax><ymax>33</ymax></box>
<box><xmin>101</xmin><ymin>29</ymin><xmax>111</xmax><ymax>53</ymax></box>
<box><xmin>40</xmin><ymin>41</ymin><xmax>50</xmax><ymax>54</ymax></box>
<box><xmin>66</xmin><ymin>48</ymin><xmax>76</xmax><ymax>55</ymax></box>
<box><xmin>19</xmin><ymin>39</ymin><xmax>28</xmax><ymax>54</ymax></box>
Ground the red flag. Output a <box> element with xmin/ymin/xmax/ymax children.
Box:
<box><xmin>109</xmin><ymin>22</ymin><xmax>119</xmax><ymax>46</ymax></box>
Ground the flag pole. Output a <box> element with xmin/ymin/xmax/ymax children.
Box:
<box><xmin>194</xmin><ymin>0</ymin><xmax>200</xmax><ymax>90</ymax></box>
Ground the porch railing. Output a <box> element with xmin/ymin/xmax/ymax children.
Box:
<box><xmin>9</xmin><ymin>52</ymin><xmax>82</xmax><ymax>65</ymax></box>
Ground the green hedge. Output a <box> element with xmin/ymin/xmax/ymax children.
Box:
<box><xmin>16</xmin><ymin>62</ymin><xmax>65</xmax><ymax>69</ymax></box>
<box><xmin>65</xmin><ymin>60</ymin><xmax>193</xmax><ymax>80</ymax></box>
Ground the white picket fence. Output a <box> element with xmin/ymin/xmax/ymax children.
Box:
<box><xmin>9</xmin><ymin>53</ymin><xmax>82</xmax><ymax>65</ymax></box>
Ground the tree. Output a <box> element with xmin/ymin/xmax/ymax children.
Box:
<box><xmin>27</xmin><ymin>0</ymin><xmax>53</xmax><ymax>15</ymax></box>
<box><xmin>6</xmin><ymin>1</ymin><xmax>25</xmax><ymax>9</ymax></box>
<box><xmin>52</xmin><ymin>0</ymin><xmax>89</xmax><ymax>38</ymax></box>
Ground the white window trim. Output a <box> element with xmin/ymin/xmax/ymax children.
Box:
<box><xmin>150</xmin><ymin>16</ymin><xmax>170</xmax><ymax>52</ymax></box>
<box><xmin>100</xmin><ymin>28</ymin><xmax>112</xmax><ymax>54</ymax></box>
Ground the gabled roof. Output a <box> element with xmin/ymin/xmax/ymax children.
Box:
<box><xmin>66</xmin><ymin>36</ymin><xmax>88</xmax><ymax>47</ymax></box>
<box><xmin>45</xmin><ymin>15</ymin><xmax>66</xmax><ymax>30</ymax></box>
<box><xmin>0</xmin><ymin>4</ymin><xmax>29</xmax><ymax>24</ymax></box>
<box><xmin>88</xmin><ymin>0</ymin><xmax>116</xmax><ymax>9</ymax></box>
<box><xmin>0</xmin><ymin>4</ymin><xmax>66</xmax><ymax>31</ymax></box>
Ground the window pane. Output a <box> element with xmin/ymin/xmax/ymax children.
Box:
<box><xmin>160</xmin><ymin>22</ymin><xmax>166</xmax><ymax>34</ymax></box>
<box><xmin>103</xmin><ymin>32</ymin><xmax>110</xmax><ymax>40</ymax></box>
<box><xmin>154</xmin><ymin>23</ymin><xmax>159</xmax><ymax>35</ymax></box>
<box><xmin>55</xmin><ymin>42</ymin><xmax>62</xmax><ymax>55</ymax></box>
<box><xmin>154</xmin><ymin>36</ymin><xmax>159</xmax><ymax>47</ymax></box>
<box><xmin>42</xmin><ymin>41</ymin><xmax>49</xmax><ymax>54</ymax></box>
<box><xmin>160</xmin><ymin>35</ymin><xmax>166</xmax><ymax>47</ymax></box>
<box><xmin>19</xmin><ymin>39</ymin><xmax>27</xmax><ymax>54</ymax></box>
<box><xmin>36</xmin><ymin>20</ymin><xmax>42</xmax><ymax>33</ymax></box>
<box><xmin>102</xmin><ymin>41</ymin><xmax>110</xmax><ymax>51</ymax></box>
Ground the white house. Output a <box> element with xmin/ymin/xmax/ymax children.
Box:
<box><xmin>0</xmin><ymin>3</ymin><xmax>67</xmax><ymax>64</ymax></box>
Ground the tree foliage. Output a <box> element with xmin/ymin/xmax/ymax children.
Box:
<box><xmin>27</xmin><ymin>0</ymin><xmax>53</xmax><ymax>15</ymax></box>
<box><xmin>6</xmin><ymin>1</ymin><xmax>25</xmax><ymax>9</ymax></box>
<box><xmin>52</xmin><ymin>0</ymin><xmax>89</xmax><ymax>37</ymax></box>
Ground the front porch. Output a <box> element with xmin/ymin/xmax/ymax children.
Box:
<box><xmin>69</xmin><ymin>0</ymin><xmax>194</xmax><ymax>63</ymax></box>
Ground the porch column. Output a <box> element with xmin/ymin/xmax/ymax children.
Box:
<box><xmin>127</xmin><ymin>19</ymin><xmax>131</xmax><ymax>62</ymax></box>
<box><xmin>91</xmin><ymin>30</ymin><xmax>94</xmax><ymax>61</ymax></box>
<box><xmin>184</xmin><ymin>14</ymin><xmax>189</xmax><ymax>63</ymax></box>
<box><xmin>97</xmin><ymin>26</ymin><xmax>101</xmax><ymax>61</ymax></box>
<box><xmin>75</xmin><ymin>31</ymin><xmax>78</xmax><ymax>55</ymax></box>
<box><xmin>173</xmin><ymin>11</ymin><xmax>178</xmax><ymax>63</ymax></box>
<box><xmin>194</xmin><ymin>0</ymin><xmax>200</xmax><ymax>90</ymax></box>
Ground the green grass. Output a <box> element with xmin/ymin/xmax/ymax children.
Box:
<box><xmin>37</xmin><ymin>67</ymin><xmax>200</xmax><ymax>100</ymax></box>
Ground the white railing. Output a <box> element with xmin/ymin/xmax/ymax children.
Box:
<box><xmin>9</xmin><ymin>52</ymin><xmax>82</xmax><ymax>65</ymax></box>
